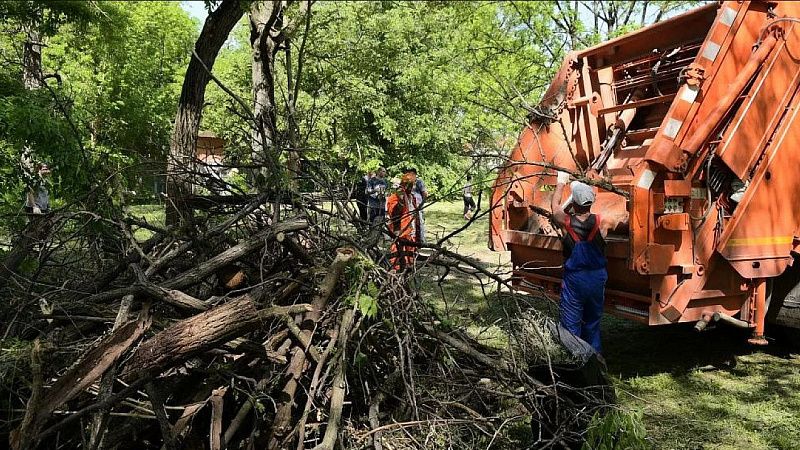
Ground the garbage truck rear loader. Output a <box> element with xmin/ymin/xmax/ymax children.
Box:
<box><xmin>490</xmin><ymin>0</ymin><xmax>800</xmax><ymax>342</ymax></box>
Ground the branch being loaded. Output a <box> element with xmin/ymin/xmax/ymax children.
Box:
<box><xmin>504</xmin><ymin>159</ymin><xmax>630</xmax><ymax>199</ymax></box>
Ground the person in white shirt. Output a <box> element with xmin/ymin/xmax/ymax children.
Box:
<box><xmin>25</xmin><ymin>163</ymin><xmax>51</xmax><ymax>215</ymax></box>
<box><xmin>405</xmin><ymin>167</ymin><xmax>428</xmax><ymax>242</ymax></box>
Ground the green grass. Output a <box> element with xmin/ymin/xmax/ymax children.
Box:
<box><xmin>420</xmin><ymin>200</ymin><xmax>800</xmax><ymax>450</ymax></box>
<box><xmin>418</xmin><ymin>200</ymin><xmax>512</xmax><ymax>347</ymax></box>
<box><xmin>128</xmin><ymin>204</ymin><xmax>165</xmax><ymax>240</ymax></box>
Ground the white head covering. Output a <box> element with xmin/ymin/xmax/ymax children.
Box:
<box><xmin>562</xmin><ymin>181</ymin><xmax>595</xmax><ymax>209</ymax></box>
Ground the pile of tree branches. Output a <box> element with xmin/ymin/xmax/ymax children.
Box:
<box><xmin>0</xmin><ymin>160</ymin><xmax>613</xmax><ymax>449</ymax></box>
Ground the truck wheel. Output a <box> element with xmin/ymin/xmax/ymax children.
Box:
<box><xmin>766</xmin><ymin>254</ymin><xmax>800</xmax><ymax>346</ymax></box>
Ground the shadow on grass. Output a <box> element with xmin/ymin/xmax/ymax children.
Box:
<box><xmin>602</xmin><ymin>316</ymin><xmax>797</xmax><ymax>379</ymax></box>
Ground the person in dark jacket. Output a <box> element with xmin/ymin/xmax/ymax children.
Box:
<box><xmin>462</xmin><ymin>174</ymin><xmax>476</xmax><ymax>219</ymax></box>
<box><xmin>366</xmin><ymin>168</ymin><xmax>388</xmax><ymax>223</ymax></box>
<box><xmin>551</xmin><ymin>172</ymin><xmax>608</xmax><ymax>353</ymax></box>
<box><xmin>355</xmin><ymin>170</ymin><xmax>373</xmax><ymax>222</ymax></box>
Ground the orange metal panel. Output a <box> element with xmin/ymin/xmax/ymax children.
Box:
<box><xmin>644</xmin><ymin>1</ymin><xmax>751</xmax><ymax>171</ymax></box>
<box><xmin>657</xmin><ymin>213</ymin><xmax>689</xmax><ymax>231</ymax></box>
<box><xmin>717</xmin><ymin>24</ymin><xmax>800</xmax><ymax>179</ymax></box>
<box><xmin>663</xmin><ymin>180</ymin><xmax>691</xmax><ymax>197</ymax></box>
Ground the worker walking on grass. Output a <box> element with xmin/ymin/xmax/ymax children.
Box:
<box><xmin>551</xmin><ymin>171</ymin><xmax>608</xmax><ymax>353</ymax></box>
<box><xmin>463</xmin><ymin>174</ymin><xmax>476</xmax><ymax>220</ymax></box>
<box><xmin>386</xmin><ymin>174</ymin><xmax>421</xmax><ymax>271</ymax></box>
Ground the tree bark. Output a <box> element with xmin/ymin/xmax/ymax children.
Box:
<box><xmin>22</xmin><ymin>22</ymin><xmax>42</xmax><ymax>90</ymax></box>
<box><xmin>249</xmin><ymin>0</ymin><xmax>312</xmax><ymax>188</ymax></box>
<box><xmin>120</xmin><ymin>298</ymin><xmax>312</xmax><ymax>380</ymax></box>
<box><xmin>166</xmin><ymin>0</ymin><xmax>244</xmax><ymax>226</ymax></box>
<box><xmin>249</xmin><ymin>1</ymin><xmax>281</xmax><ymax>176</ymax></box>
<box><xmin>120</xmin><ymin>297</ymin><xmax>260</xmax><ymax>380</ymax></box>
<box><xmin>209</xmin><ymin>387</ymin><xmax>227</xmax><ymax>450</ymax></box>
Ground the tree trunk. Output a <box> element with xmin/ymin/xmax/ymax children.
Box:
<box><xmin>22</xmin><ymin>23</ymin><xmax>42</xmax><ymax>90</ymax></box>
<box><xmin>249</xmin><ymin>1</ymin><xmax>280</xmax><ymax>177</ymax></box>
<box><xmin>0</xmin><ymin>18</ymin><xmax>46</xmax><ymax>289</ymax></box>
<box><xmin>166</xmin><ymin>0</ymin><xmax>244</xmax><ymax>226</ymax></box>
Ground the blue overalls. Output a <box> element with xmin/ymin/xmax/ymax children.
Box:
<box><xmin>560</xmin><ymin>214</ymin><xmax>607</xmax><ymax>353</ymax></box>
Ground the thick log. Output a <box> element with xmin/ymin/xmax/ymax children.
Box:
<box><xmin>120</xmin><ymin>297</ymin><xmax>258</xmax><ymax>380</ymax></box>
<box><xmin>120</xmin><ymin>297</ymin><xmax>312</xmax><ymax>380</ymax></box>
<box><xmin>11</xmin><ymin>312</ymin><xmax>152</xmax><ymax>450</ymax></box>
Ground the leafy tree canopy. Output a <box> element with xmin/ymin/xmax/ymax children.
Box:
<box><xmin>0</xmin><ymin>1</ymin><xmax>196</xmax><ymax>219</ymax></box>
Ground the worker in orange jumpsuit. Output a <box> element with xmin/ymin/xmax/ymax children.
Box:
<box><xmin>386</xmin><ymin>174</ymin><xmax>421</xmax><ymax>271</ymax></box>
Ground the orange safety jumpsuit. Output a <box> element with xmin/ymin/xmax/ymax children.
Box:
<box><xmin>386</xmin><ymin>187</ymin><xmax>420</xmax><ymax>271</ymax></box>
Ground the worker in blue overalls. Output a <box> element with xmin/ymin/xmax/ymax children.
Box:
<box><xmin>551</xmin><ymin>171</ymin><xmax>608</xmax><ymax>353</ymax></box>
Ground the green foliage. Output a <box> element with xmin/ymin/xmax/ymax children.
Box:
<box><xmin>0</xmin><ymin>1</ymin><xmax>196</xmax><ymax>219</ymax></box>
<box><xmin>582</xmin><ymin>409</ymin><xmax>649</xmax><ymax>450</ymax></box>
<box><xmin>0</xmin><ymin>0</ymin><xmax>702</xmax><ymax>217</ymax></box>
<box><xmin>44</xmin><ymin>2</ymin><xmax>197</xmax><ymax>159</ymax></box>
<box><xmin>0</xmin><ymin>71</ymin><xmax>85</xmax><ymax>217</ymax></box>
<box><xmin>356</xmin><ymin>293</ymin><xmax>378</xmax><ymax>319</ymax></box>
<box><xmin>343</xmin><ymin>255</ymin><xmax>381</xmax><ymax>319</ymax></box>
<box><xmin>199</xmin><ymin>1</ymin><xmax>700</xmax><ymax>194</ymax></box>
<box><xmin>0</xmin><ymin>1</ymin><xmax>103</xmax><ymax>37</ymax></box>
<box><xmin>298</xmin><ymin>1</ymin><xmax>551</xmax><ymax>191</ymax></box>
<box><xmin>201</xmin><ymin>2</ymin><xmax>558</xmax><ymax>193</ymax></box>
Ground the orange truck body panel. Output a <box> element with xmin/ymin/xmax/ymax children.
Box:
<box><xmin>490</xmin><ymin>1</ymin><xmax>800</xmax><ymax>332</ymax></box>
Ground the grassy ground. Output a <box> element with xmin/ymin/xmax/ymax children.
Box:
<box><xmin>420</xmin><ymin>200</ymin><xmax>800</xmax><ymax>450</ymax></box>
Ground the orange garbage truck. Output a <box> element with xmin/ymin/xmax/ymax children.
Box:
<box><xmin>490</xmin><ymin>0</ymin><xmax>800</xmax><ymax>342</ymax></box>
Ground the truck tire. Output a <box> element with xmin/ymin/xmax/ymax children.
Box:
<box><xmin>766</xmin><ymin>254</ymin><xmax>800</xmax><ymax>345</ymax></box>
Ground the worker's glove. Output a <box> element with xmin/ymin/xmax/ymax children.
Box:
<box><xmin>556</xmin><ymin>170</ymin><xmax>570</xmax><ymax>185</ymax></box>
<box><xmin>32</xmin><ymin>206</ymin><xmax>41</xmax><ymax>215</ymax></box>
